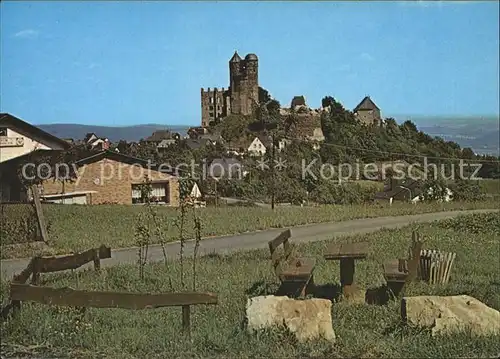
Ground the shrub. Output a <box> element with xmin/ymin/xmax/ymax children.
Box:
<box><xmin>309</xmin><ymin>181</ymin><xmax>378</xmax><ymax>205</ymax></box>
<box><xmin>450</xmin><ymin>179</ymin><xmax>486</xmax><ymax>202</ymax></box>
<box><xmin>0</xmin><ymin>204</ymin><xmax>45</xmax><ymax>244</ymax></box>
<box><xmin>436</xmin><ymin>212</ymin><xmax>500</xmax><ymax>234</ymax></box>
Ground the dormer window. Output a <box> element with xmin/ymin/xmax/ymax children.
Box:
<box><xmin>0</xmin><ymin>128</ymin><xmax>7</xmax><ymax>136</ymax></box>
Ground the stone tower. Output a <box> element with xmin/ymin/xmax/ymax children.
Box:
<box><xmin>201</xmin><ymin>51</ymin><xmax>259</xmax><ymax>126</ymax></box>
<box><xmin>229</xmin><ymin>51</ymin><xmax>259</xmax><ymax>116</ymax></box>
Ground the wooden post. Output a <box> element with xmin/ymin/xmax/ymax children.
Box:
<box><xmin>182</xmin><ymin>305</ymin><xmax>191</xmax><ymax>339</ymax></box>
<box><xmin>30</xmin><ymin>185</ymin><xmax>49</xmax><ymax>243</ymax></box>
<box><xmin>340</xmin><ymin>258</ymin><xmax>355</xmax><ymax>297</ymax></box>
<box><xmin>31</xmin><ymin>257</ymin><xmax>41</xmax><ymax>285</ymax></box>
<box><xmin>93</xmin><ymin>249</ymin><xmax>101</xmax><ymax>272</ymax></box>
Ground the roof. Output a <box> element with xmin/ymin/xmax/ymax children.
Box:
<box><xmin>145</xmin><ymin>130</ymin><xmax>175</xmax><ymax>142</ymax></box>
<box><xmin>291</xmin><ymin>96</ymin><xmax>307</xmax><ymax>108</ymax></box>
<box><xmin>230</xmin><ymin>51</ymin><xmax>242</xmax><ymax>63</ymax></box>
<box><xmin>245</xmin><ymin>53</ymin><xmax>258</xmax><ymax>61</ymax></box>
<box><xmin>157</xmin><ymin>139</ymin><xmax>176</xmax><ymax>148</ymax></box>
<box><xmin>0</xmin><ymin>113</ymin><xmax>72</xmax><ymax>150</ymax></box>
<box><xmin>73</xmin><ymin>150</ymin><xmax>178</xmax><ymax>176</ymax></box>
<box><xmin>256</xmin><ymin>134</ymin><xmax>272</xmax><ymax>148</ymax></box>
<box><xmin>209</xmin><ymin>158</ymin><xmax>244</xmax><ymax>178</ymax></box>
<box><xmin>374</xmin><ymin>179</ymin><xmax>422</xmax><ymax>201</ymax></box>
<box><xmin>353</xmin><ymin>96</ymin><xmax>380</xmax><ymax>112</ymax></box>
<box><xmin>184</xmin><ymin>138</ymin><xmax>213</xmax><ymax>150</ymax></box>
<box><xmin>0</xmin><ymin>149</ymin><xmax>59</xmax><ymax>169</ymax></box>
<box><xmin>199</xmin><ymin>133</ymin><xmax>224</xmax><ymax>142</ymax></box>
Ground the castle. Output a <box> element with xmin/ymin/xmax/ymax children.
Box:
<box><xmin>201</xmin><ymin>51</ymin><xmax>259</xmax><ymax>127</ymax></box>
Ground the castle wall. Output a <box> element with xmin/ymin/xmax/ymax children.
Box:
<box><xmin>201</xmin><ymin>88</ymin><xmax>229</xmax><ymax>127</ymax></box>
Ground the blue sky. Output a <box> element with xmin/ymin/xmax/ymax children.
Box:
<box><xmin>1</xmin><ymin>1</ymin><xmax>499</xmax><ymax>126</ymax></box>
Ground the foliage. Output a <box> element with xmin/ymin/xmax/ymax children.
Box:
<box><xmin>0</xmin><ymin>204</ymin><xmax>42</xmax><ymax>245</ymax></box>
<box><xmin>435</xmin><ymin>212</ymin><xmax>500</xmax><ymax>234</ymax></box>
<box><xmin>309</xmin><ymin>181</ymin><xmax>378</xmax><ymax>205</ymax></box>
<box><xmin>449</xmin><ymin>179</ymin><xmax>486</xmax><ymax>202</ymax></box>
<box><xmin>418</xmin><ymin>179</ymin><xmax>450</xmax><ymax>203</ymax></box>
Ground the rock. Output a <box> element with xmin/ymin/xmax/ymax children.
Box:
<box><xmin>402</xmin><ymin>295</ymin><xmax>500</xmax><ymax>336</ymax></box>
<box><xmin>246</xmin><ymin>295</ymin><xmax>335</xmax><ymax>343</ymax></box>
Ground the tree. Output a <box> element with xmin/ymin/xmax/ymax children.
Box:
<box><xmin>321</xmin><ymin>96</ymin><xmax>335</xmax><ymax>109</ymax></box>
<box><xmin>258</xmin><ymin>87</ymin><xmax>272</xmax><ymax>104</ymax></box>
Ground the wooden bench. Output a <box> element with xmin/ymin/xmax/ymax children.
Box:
<box><xmin>268</xmin><ymin>229</ymin><xmax>316</xmax><ymax>298</ymax></box>
<box><xmin>383</xmin><ymin>231</ymin><xmax>423</xmax><ymax>298</ymax></box>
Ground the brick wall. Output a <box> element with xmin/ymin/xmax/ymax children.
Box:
<box><xmin>42</xmin><ymin>158</ymin><xmax>180</xmax><ymax>206</ymax></box>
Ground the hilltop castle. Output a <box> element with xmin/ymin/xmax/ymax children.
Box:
<box><xmin>201</xmin><ymin>51</ymin><xmax>259</xmax><ymax>127</ymax></box>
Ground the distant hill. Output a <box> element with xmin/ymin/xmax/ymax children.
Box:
<box><xmin>37</xmin><ymin>123</ymin><xmax>190</xmax><ymax>143</ymax></box>
<box><xmin>393</xmin><ymin>115</ymin><xmax>499</xmax><ymax>156</ymax></box>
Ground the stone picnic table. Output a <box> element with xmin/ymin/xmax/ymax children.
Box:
<box><xmin>324</xmin><ymin>241</ymin><xmax>370</xmax><ymax>301</ymax></box>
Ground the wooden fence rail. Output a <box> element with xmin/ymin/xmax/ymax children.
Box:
<box><xmin>13</xmin><ymin>245</ymin><xmax>111</xmax><ymax>285</ymax></box>
<box><xmin>9</xmin><ymin>284</ymin><xmax>218</xmax><ymax>338</ymax></box>
<box><xmin>1</xmin><ymin>245</ymin><xmax>111</xmax><ymax>321</ymax></box>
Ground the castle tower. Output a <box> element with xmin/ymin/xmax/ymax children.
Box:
<box><xmin>228</xmin><ymin>51</ymin><xmax>259</xmax><ymax>116</ymax></box>
<box><xmin>243</xmin><ymin>53</ymin><xmax>259</xmax><ymax>115</ymax></box>
<box><xmin>229</xmin><ymin>51</ymin><xmax>243</xmax><ymax>115</ymax></box>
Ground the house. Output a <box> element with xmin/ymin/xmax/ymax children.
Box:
<box><xmin>0</xmin><ymin>113</ymin><xmax>71</xmax><ymax>163</ymax></box>
<box><xmin>374</xmin><ymin>178</ymin><xmax>422</xmax><ymax>204</ymax></box>
<box><xmin>304</xmin><ymin>127</ymin><xmax>325</xmax><ymax>150</ymax></box>
<box><xmin>41</xmin><ymin>150</ymin><xmax>180</xmax><ymax>206</ymax></box>
<box><xmin>0</xmin><ymin>113</ymin><xmax>73</xmax><ymax>202</ymax></box>
<box><xmin>184</xmin><ymin>138</ymin><xmax>214</xmax><ymax>150</ymax></box>
<box><xmin>189</xmin><ymin>182</ymin><xmax>202</xmax><ymax>198</ymax></box>
<box><xmin>199</xmin><ymin>133</ymin><xmax>225</xmax><ymax>145</ymax></box>
<box><xmin>187</xmin><ymin>126</ymin><xmax>209</xmax><ymax>139</ymax></box>
<box><xmin>291</xmin><ymin>96</ymin><xmax>307</xmax><ymax>109</ymax></box>
<box><xmin>353</xmin><ymin>96</ymin><xmax>382</xmax><ymax>126</ymax></box>
<box><xmin>208</xmin><ymin>158</ymin><xmax>246</xmax><ymax>179</ymax></box>
<box><xmin>157</xmin><ymin>139</ymin><xmax>177</xmax><ymax>151</ymax></box>
<box><xmin>83</xmin><ymin>133</ymin><xmax>98</xmax><ymax>144</ymax></box>
<box><xmin>146</xmin><ymin>130</ymin><xmax>180</xmax><ymax>144</ymax></box>
<box><xmin>89</xmin><ymin>138</ymin><xmax>111</xmax><ymax>151</ymax></box>
<box><xmin>277</xmin><ymin>138</ymin><xmax>292</xmax><ymax>152</ymax></box>
<box><xmin>247</xmin><ymin>136</ymin><xmax>269</xmax><ymax>156</ymax></box>
<box><xmin>83</xmin><ymin>132</ymin><xmax>111</xmax><ymax>151</ymax></box>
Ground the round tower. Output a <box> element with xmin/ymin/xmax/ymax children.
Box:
<box><xmin>244</xmin><ymin>53</ymin><xmax>259</xmax><ymax>110</ymax></box>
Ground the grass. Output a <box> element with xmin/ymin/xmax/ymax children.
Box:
<box><xmin>1</xmin><ymin>200</ymin><xmax>499</xmax><ymax>259</ymax></box>
<box><xmin>478</xmin><ymin>179</ymin><xmax>500</xmax><ymax>196</ymax></box>
<box><xmin>1</xmin><ymin>213</ymin><xmax>499</xmax><ymax>358</ymax></box>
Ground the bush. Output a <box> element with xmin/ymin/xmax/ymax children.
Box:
<box><xmin>309</xmin><ymin>181</ymin><xmax>378</xmax><ymax>205</ymax></box>
<box><xmin>436</xmin><ymin>212</ymin><xmax>500</xmax><ymax>234</ymax></box>
<box><xmin>450</xmin><ymin>180</ymin><xmax>486</xmax><ymax>202</ymax></box>
<box><xmin>0</xmin><ymin>204</ymin><xmax>46</xmax><ymax>244</ymax></box>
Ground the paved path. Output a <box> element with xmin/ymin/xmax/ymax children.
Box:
<box><xmin>1</xmin><ymin>209</ymin><xmax>497</xmax><ymax>280</ymax></box>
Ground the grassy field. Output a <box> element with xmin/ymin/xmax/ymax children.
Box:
<box><xmin>1</xmin><ymin>213</ymin><xmax>499</xmax><ymax>358</ymax></box>
<box><xmin>1</xmin><ymin>200</ymin><xmax>499</xmax><ymax>259</ymax></box>
<box><xmin>478</xmin><ymin>179</ymin><xmax>500</xmax><ymax>196</ymax></box>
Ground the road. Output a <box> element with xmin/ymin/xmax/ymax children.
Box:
<box><xmin>1</xmin><ymin>209</ymin><xmax>497</xmax><ymax>280</ymax></box>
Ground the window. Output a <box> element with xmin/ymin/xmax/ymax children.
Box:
<box><xmin>209</xmin><ymin>105</ymin><xmax>214</xmax><ymax>110</ymax></box>
<box><xmin>0</xmin><ymin>128</ymin><xmax>7</xmax><ymax>136</ymax></box>
<box><xmin>209</xmin><ymin>112</ymin><xmax>214</xmax><ymax>117</ymax></box>
<box><xmin>217</xmin><ymin>97</ymin><xmax>220</xmax><ymax>104</ymax></box>
<box><xmin>131</xmin><ymin>182</ymin><xmax>169</xmax><ymax>204</ymax></box>
<box><xmin>210</xmin><ymin>97</ymin><xmax>214</xmax><ymax>104</ymax></box>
